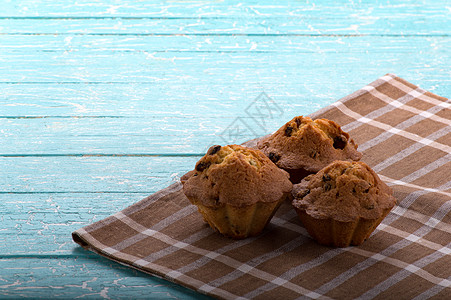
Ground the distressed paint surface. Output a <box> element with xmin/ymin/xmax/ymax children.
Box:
<box><xmin>1</xmin><ymin>0</ymin><xmax>450</xmax><ymax>299</ymax></box>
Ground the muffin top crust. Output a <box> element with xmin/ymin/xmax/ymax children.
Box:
<box><xmin>181</xmin><ymin>144</ymin><xmax>292</xmax><ymax>207</ymax></box>
<box><xmin>292</xmin><ymin>160</ymin><xmax>396</xmax><ymax>222</ymax></box>
<box><xmin>257</xmin><ymin>116</ymin><xmax>362</xmax><ymax>172</ymax></box>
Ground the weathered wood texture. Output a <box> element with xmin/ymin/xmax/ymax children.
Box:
<box><xmin>1</xmin><ymin>0</ymin><xmax>450</xmax><ymax>298</ymax></box>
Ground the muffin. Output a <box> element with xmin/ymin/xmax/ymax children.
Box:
<box><xmin>181</xmin><ymin>144</ymin><xmax>292</xmax><ymax>239</ymax></box>
<box><xmin>292</xmin><ymin>160</ymin><xmax>396</xmax><ymax>247</ymax></box>
<box><xmin>257</xmin><ymin>116</ymin><xmax>362</xmax><ymax>183</ymax></box>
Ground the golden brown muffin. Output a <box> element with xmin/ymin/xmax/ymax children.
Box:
<box><xmin>257</xmin><ymin>116</ymin><xmax>362</xmax><ymax>183</ymax></box>
<box><xmin>181</xmin><ymin>144</ymin><xmax>292</xmax><ymax>239</ymax></box>
<box><xmin>292</xmin><ymin>161</ymin><xmax>396</xmax><ymax>247</ymax></box>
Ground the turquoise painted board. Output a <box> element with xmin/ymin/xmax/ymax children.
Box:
<box><xmin>1</xmin><ymin>0</ymin><xmax>449</xmax><ymax>298</ymax></box>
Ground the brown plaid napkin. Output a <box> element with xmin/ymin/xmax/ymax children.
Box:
<box><xmin>72</xmin><ymin>74</ymin><xmax>451</xmax><ymax>300</ymax></box>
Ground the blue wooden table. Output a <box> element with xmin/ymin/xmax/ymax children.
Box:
<box><xmin>1</xmin><ymin>1</ymin><xmax>450</xmax><ymax>299</ymax></box>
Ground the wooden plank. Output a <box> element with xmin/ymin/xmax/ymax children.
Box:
<box><xmin>0</xmin><ymin>36</ymin><xmax>448</xmax><ymax>88</ymax></box>
<box><xmin>0</xmin><ymin>82</ymin><xmax>314</xmax><ymax>117</ymax></box>
<box><xmin>1</xmin><ymin>156</ymin><xmax>199</xmax><ymax>193</ymax></box>
<box><xmin>0</xmin><ymin>12</ymin><xmax>448</xmax><ymax>35</ymax></box>
<box><xmin>0</xmin><ymin>116</ymin><xmax>295</xmax><ymax>155</ymax></box>
<box><xmin>1</xmin><ymin>33</ymin><xmax>450</xmax><ymax>53</ymax></box>
<box><xmin>0</xmin><ymin>0</ymin><xmax>447</xmax><ymax>22</ymax></box>
<box><xmin>1</xmin><ymin>193</ymin><xmax>151</xmax><ymax>255</ymax></box>
<box><xmin>0</xmin><ymin>256</ymin><xmax>210</xmax><ymax>299</ymax></box>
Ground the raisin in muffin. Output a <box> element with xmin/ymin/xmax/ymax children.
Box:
<box><xmin>292</xmin><ymin>160</ymin><xmax>396</xmax><ymax>247</ymax></box>
<box><xmin>181</xmin><ymin>144</ymin><xmax>292</xmax><ymax>239</ymax></box>
<box><xmin>257</xmin><ymin>116</ymin><xmax>362</xmax><ymax>183</ymax></box>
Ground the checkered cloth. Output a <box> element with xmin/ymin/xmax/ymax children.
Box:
<box><xmin>72</xmin><ymin>74</ymin><xmax>451</xmax><ymax>300</ymax></box>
